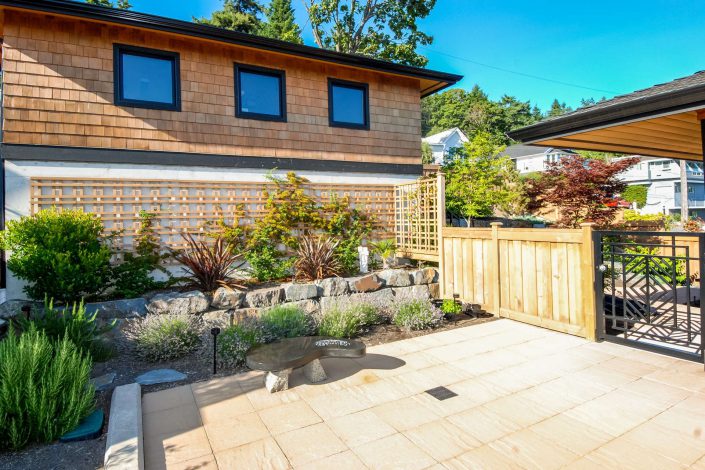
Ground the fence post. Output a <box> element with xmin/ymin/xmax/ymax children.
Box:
<box><xmin>581</xmin><ymin>223</ymin><xmax>597</xmax><ymax>341</ymax></box>
<box><xmin>490</xmin><ymin>222</ymin><xmax>503</xmax><ymax>316</ymax></box>
<box><xmin>436</xmin><ymin>172</ymin><xmax>446</xmax><ymax>298</ymax></box>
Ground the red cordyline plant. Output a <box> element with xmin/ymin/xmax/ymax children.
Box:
<box><xmin>294</xmin><ymin>235</ymin><xmax>341</xmax><ymax>281</ymax></box>
<box><xmin>171</xmin><ymin>234</ymin><xmax>245</xmax><ymax>292</ymax></box>
<box><xmin>524</xmin><ymin>155</ymin><xmax>640</xmax><ymax>228</ymax></box>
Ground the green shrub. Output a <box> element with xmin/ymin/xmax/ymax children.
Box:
<box><xmin>0</xmin><ymin>326</ymin><xmax>94</xmax><ymax>450</ymax></box>
<box><xmin>259</xmin><ymin>305</ymin><xmax>314</xmax><ymax>340</ymax></box>
<box><xmin>440</xmin><ymin>299</ymin><xmax>462</xmax><ymax>316</ymax></box>
<box><xmin>393</xmin><ymin>298</ymin><xmax>443</xmax><ymax>331</ymax></box>
<box><xmin>17</xmin><ymin>299</ymin><xmax>116</xmax><ymax>362</ymax></box>
<box><xmin>127</xmin><ymin>313</ymin><xmax>202</xmax><ymax>362</ymax></box>
<box><xmin>622</xmin><ymin>185</ymin><xmax>648</xmax><ymax>209</ymax></box>
<box><xmin>246</xmin><ymin>239</ymin><xmax>292</xmax><ymax>282</ymax></box>
<box><xmin>1</xmin><ymin>208</ymin><xmax>112</xmax><ymax>303</ymax></box>
<box><xmin>112</xmin><ymin>211</ymin><xmax>173</xmax><ymax>299</ymax></box>
<box><xmin>318</xmin><ymin>300</ymin><xmax>380</xmax><ymax>338</ymax></box>
<box><xmin>217</xmin><ymin>320</ymin><xmax>266</xmax><ymax>368</ymax></box>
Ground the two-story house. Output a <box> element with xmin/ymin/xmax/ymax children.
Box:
<box><xmin>0</xmin><ymin>0</ymin><xmax>461</xmax><ymax>298</ymax></box>
<box><xmin>422</xmin><ymin>127</ymin><xmax>468</xmax><ymax>164</ymax></box>
<box><xmin>619</xmin><ymin>157</ymin><xmax>705</xmax><ymax>218</ymax></box>
<box><xmin>505</xmin><ymin>144</ymin><xmax>578</xmax><ymax>174</ymax></box>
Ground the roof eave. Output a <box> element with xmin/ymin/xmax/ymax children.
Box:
<box><xmin>0</xmin><ymin>0</ymin><xmax>462</xmax><ymax>92</ymax></box>
<box><xmin>509</xmin><ymin>84</ymin><xmax>705</xmax><ymax>143</ymax></box>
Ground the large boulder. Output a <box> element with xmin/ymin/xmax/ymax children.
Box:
<box><xmin>316</xmin><ymin>277</ymin><xmax>349</xmax><ymax>297</ymax></box>
<box><xmin>211</xmin><ymin>287</ymin><xmax>245</xmax><ymax>309</ymax></box>
<box><xmin>429</xmin><ymin>283</ymin><xmax>440</xmax><ymax>299</ymax></box>
<box><xmin>84</xmin><ymin>297</ymin><xmax>147</xmax><ymax>319</ymax></box>
<box><xmin>284</xmin><ymin>283</ymin><xmax>319</xmax><ymax>302</ymax></box>
<box><xmin>377</xmin><ymin>269</ymin><xmax>412</xmax><ymax>287</ymax></box>
<box><xmin>0</xmin><ymin>299</ymin><xmax>42</xmax><ymax>320</ymax></box>
<box><xmin>244</xmin><ymin>286</ymin><xmax>285</xmax><ymax>308</ymax></box>
<box><xmin>282</xmin><ymin>299</ymin><xmax>320</xmax><ymax>316</ymax></box>
<box><xmin>232</xmin><ymin>308</ymin><xmax>261</xmax><ymax>324</ymax></box>
<box><xmin>411</xmin><ymin>268</ymin><xmax>439</xmax><ymax>285</ymax></box>
<box><xmin>349</xmin><ymin>288</ymin><xmax>395</xmax><ymax>313</ymax></box>
<box><xmin>393</xmin><ymin>285</ymin><xmax>432</xmax><ymax>300</ymax></box>
<box><xmin>202</xmin><ymin>309</ymin><xmax>233</xmax><ymax>328</ymax></box>
<box><xmin>348</xmin><ymin>274</ymin><xmax>383</xmax><ymax>293</ymax></box>
<box><xmin>146</xmin><ymin>291</ymin><xmax>210</xmax><ymax>315</ymax></box>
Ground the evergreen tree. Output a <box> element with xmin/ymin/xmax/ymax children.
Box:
<box><xmin>261</xmin><ymin>0</ymin><xmax>303</xmax><ymax>43</ymax></box>
<box><xmin>546</xmin><ymin>98</ymin><xmax>572</xmax><ymax>117</ymax></box>
<box><xmin>86</xmin><ymin>0</ymin><xmax>131</xmax><ymax>9</ymax></box>
<box><xmin>195</xmin><ymin>0</ymin><xmax>264</xmax><ymax>35</ymax></box>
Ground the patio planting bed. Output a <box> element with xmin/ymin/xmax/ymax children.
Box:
<box><xmin>143</xmin><ymin>318</ymin><xmax>705</xmax><ymax>469</ymax></box>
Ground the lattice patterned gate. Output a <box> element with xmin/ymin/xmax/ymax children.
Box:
<box><xmin>595</xmin><ymin>231</ymin><xmax>705</xmax><ymax>362</ymax></box>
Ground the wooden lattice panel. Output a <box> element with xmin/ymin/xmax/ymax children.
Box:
<box><xmin>394</xmin><ymin>178</ymin><xmax>439</xmax><ymax>259</ymax></box>
<box><xmin>30</xmin><ymin>178</ymin><xmax>395</xmax><ymax>249</ymax></box>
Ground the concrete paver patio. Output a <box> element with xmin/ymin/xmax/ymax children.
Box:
<box><xmin>142</xmin><ymin>319</ymin><xmax>705</xmax><ymax>469</ymax></box>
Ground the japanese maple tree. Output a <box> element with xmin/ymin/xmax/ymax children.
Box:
<box><xmin>524</xmin><ymin>155</ymin><xmax>639</xmax><ymax>228</ymax></box>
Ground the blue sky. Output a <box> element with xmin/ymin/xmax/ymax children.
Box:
<box><xmin>128</xmin><ymin>0</ymin><xmax>705</xmax><ymax>112</ymax></box>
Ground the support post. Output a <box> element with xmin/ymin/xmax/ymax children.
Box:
<box><xmin>436</xmin><ymin>172</ymin><xmax>446</xmax><ymax>298</ymax></box>
<box><xmin>581</xmin><ymin>223</ymin><xmax>597</xmax><ymax>341</ymax></box>
<box><xmin>490</xmin><ymin>222</ymin><xmax>503</xmax><ymax>317</ymax></box>
<box><xmin>700</xmin><ymin>119</ymin><xmax>705</xmax><ymax>368</ymax></box>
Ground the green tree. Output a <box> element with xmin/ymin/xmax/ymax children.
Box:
<box><xmin>421</xmin><ymin>142</ymin><xmax>434</xmax><ymax>164</ymax></box>
<box><xmin>86</xmin><ymin>0</ymin><xmax>131</xmax><ymax>8</ymax></box>
<box><xmin>195</xmin><ymin>0</ymin><xmax>264</xmax><ymax>35</ymax></box>
<box><xmin>546</xmin><ymin>99</ymin><xmax>572</xmax><ymax>117</ymax></box>
<box><xmin>303</xmin><ymin>0</ymin><xmax>436</xmax><ymax>66</ymax></box>
<box><xmin>260</xmin><ymin>0</ymin><xmax>303</xmax><ymax>43</ymax></box>
<box><xmin>443</xmin><ymin>132</ymin><xmax>526</xmax><ymax>219</ymax></box>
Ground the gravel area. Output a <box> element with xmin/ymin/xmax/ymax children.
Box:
<box><xmin>0</xmin><ymin>311</ymin><xmax>495</xmax><ymax>470</ymax></box>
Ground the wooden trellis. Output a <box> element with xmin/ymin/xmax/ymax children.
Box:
<box><xmin>30</xmin><ymin>177</ymin><xmax>395</xmax><ymax>250</ymax></box>
<box><xmin>394</xmin><ymin>174</ymin><xmax>443</xmax><ymax>261</ymax></box>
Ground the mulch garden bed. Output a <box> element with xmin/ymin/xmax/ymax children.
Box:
<box><xmin>0</xmin><ymin>310</ymin><xmax>496</xmax><ymax>470</ymax></box>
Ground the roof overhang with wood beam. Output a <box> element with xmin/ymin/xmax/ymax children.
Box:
<box><xmin>508</xmin><ymin>71</ymin><xmax>705</xmax><ymax>161</ymax></box>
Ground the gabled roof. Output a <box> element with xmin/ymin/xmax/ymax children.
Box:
<box><xmin>422</xmin><ymin>128</ymin><xmax>469</xmax><ymax>145</ymax></box>
<box><xmin>0</xmin><ymin>0</ymin><xmax>462</xmax><ymax>97</ymax></box>
<box><xmin>502</xmin><ymin>144</ymin><xmax>577</xmax><ymax>159</ymax></box>
<box><xmin>509</xmin><ymin>70</ymin><xmax>705</xmax><ymax>145</ymax></box>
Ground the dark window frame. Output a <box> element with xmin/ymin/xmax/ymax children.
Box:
<box><xmin>328</xmin><ymin>78</ymin><xmax>370</xmax><ymax>130</ymax></box>
<box><xmin>113</xmin><ymin>44</ymin><xmax>181</xmax><ymax>111</ymax></box>
<box><xmin>234</xmin><ymin>63</ymin><xmax>287</xmax><ymax>122</ymax></box>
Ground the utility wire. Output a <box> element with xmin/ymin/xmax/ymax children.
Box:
<box><xmin>417</xmin><ymin>46</ymin><xmax>621</xmax><ymax>95</ymax></box>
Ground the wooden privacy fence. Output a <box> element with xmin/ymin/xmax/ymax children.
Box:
<box><xmin>440</xmin><ymin>223</ymin><xmax>597</xmax><ymax>340</ymax></box>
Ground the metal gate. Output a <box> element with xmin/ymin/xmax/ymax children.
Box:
<box><xmin>594</xmin><ymin>231</ymin><xmax>704</xmax><ymax>362</ymax></box>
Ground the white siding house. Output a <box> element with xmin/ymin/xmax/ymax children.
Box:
<box><xmin>422</xmin><ymin>128</ymin><xmax>469</xmax><ymax>164</ymax></box>
<box><xmin>504</xmin><ymin>145</ymin><xmax>579</xmax><ymax>174</ymax></box>
<box><xmin>619</xmin><ymin>157</ymin><xmax>705</xmax><ymax>217</ymax></box>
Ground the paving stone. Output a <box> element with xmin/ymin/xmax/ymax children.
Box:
<box><xmin>316</xmin><ymin>277</ymin><xmax>349</xmax><ymax>297</ymax></box>
<box><xmin>284</xmin><ymin>283</ymin><xmax>319</xmax><ymax>302</ymax></box>
<box><xmin>245</xmin><ymin>286</ymin><xmax>285</xmax><ymax>308</ymax></box>
<box><xmin>378</xmin><ymin>269</ymin><xmax>412</xmax><ymax>287</ymax></box>
<box><xmin>60</xmin><ymin>409</ymin><xmax>104</xmax><ymax>442</ymax></box>
<box><xmin>85</xmin><ymin>297</ymin><xmax>147</xmax><ymax>319</ymax></box>
<box><xmin>412</xmin><ymin>268</ymin><xmax>439</xmax><ymax>285</ymax></box>
<box><xmin>136</xmin><ymin>368</ymin><xmax>187</xmax><ymax>386</ymax></box>
<box><xmin>90</xmin><ymin>372</ymin><xmax>116</xmax><ymax>391</ymax></box>
<box><xmin>146</xmin><ymin>291</ymin><xmax>210</xmax><ymax>315</ymax></box>
<box><xmin>211</xmin><ymin>287</ymin><xmax>245</xmax><ymax>309</ymax></box>
<box><xmin>349</xmin><ymin>274</ymin><xmax>383</xmax><ymax>293</ymax></box>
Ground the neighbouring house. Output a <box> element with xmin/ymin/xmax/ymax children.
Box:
<box><xmin>619</xmin><ymin>157</ymin><xmax>705</xmax><ymax>217</ymax></box>
<box><xmin>0</xmin><ymin>0</ymin><xmax>461</xmax><ymax>299</ymax></box>
<box><xmin>504</xmin><ymin>144</ymin><xmax>578</xmax><ymax>174</ymax></box>
<box><xmin>422</xmin><ymin>127</ymin><xmax>468</xmax><ymax>164</ymax></box>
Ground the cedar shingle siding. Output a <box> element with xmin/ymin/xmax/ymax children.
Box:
<box><xmin>1</xmin><ymin>10</ymin><xmax>422</xmax><ymax>165</ymax></box>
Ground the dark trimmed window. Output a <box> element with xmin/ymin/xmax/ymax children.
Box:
<box><xmin>235</xmin><ymin>64</ymin><xmax>286</xmax><ymax>122</ymax></box>
<box><xmin>328</xmin><ymin>79</ymin><xmax>369</xmax><ymax>130</ymax></box>
<box><xmin>114</xmin><ymin>44</ymin><xmax>181</xmax><ymax>111</ymax></box>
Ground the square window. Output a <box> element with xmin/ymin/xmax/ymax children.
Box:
<box><xmin>328</xmin><ymin>79</ymin><xmax>369</xmax><ymax>130</ymax></box>
<box><xmin>235</xmin><ymin>64</ymin><xmax>286</xmax><ymax>121</ymax></box>
<box><xmin>114</xmin><ymin>44</ymin><xmax>180</xmax><ymax>111</ymax></box>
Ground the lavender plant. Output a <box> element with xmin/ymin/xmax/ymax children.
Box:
<box><xmin>126</xmin><ymin>313</ymin><xmax>203</xmax><ymax>362</ymax></box>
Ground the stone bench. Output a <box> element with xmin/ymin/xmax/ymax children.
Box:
<box><xmin>246</xmin><ymin>336</ymin><xmax>366</xmax><ymax>392</ymax></box>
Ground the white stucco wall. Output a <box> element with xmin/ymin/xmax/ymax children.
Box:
<box><xmin>4</xmin><ymin>160</ymin><xmax>418</xmax><ymax>299</ymax></box>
